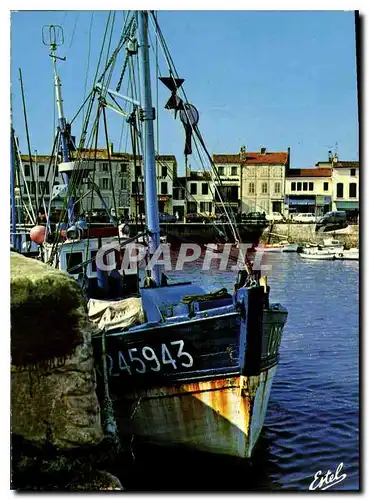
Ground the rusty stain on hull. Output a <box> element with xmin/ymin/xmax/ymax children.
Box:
<box><xmin>113</xmin><ymin>367</ymin><xmax>278</xmax><ymax>458</ymax></box>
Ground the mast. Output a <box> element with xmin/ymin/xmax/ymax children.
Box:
<box><xmin>137</xmin><ymin>11</ymin><xmax>161</xmax><ymax>286</ymax></box>
<box><xmin>43</xmin><ymin>25</ymin><xmax>74</xmax><ymax>225</ymax></box>
<box><xmin>10</xmin><ymin>125</ymin><xmax>18</xmax><ymax>251</ymax></box>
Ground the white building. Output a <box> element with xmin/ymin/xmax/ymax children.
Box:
<box><xmin>330</xmin><ymin>159</ymin><xmax>359</xmax><ymax>215</ymax></box>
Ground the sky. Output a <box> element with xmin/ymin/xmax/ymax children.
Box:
<box><xmin>10</xmin><ymin>10</ymin><xmax>359</xmax><ymax>175</ymax></box>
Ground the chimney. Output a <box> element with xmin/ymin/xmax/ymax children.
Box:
<box><xmin>186</xmin><ymin>164</ymin><xmax>191</xmax><ymax>178</ymax></box>
<box><xmin>240</xmin><ymin>145</ymin><xmax>247</xmax><ymax>160</ymax></box>
<box><xmin>328</xmin><ymin>150</ymin><xmax>333</xmax><ymax>162</ymax></box>
<box><xmin>109</xmin><ymin>142</ymin><xmax>114</xmax><ymax>155</ymax></box>
<box><xmin>261</xmin><ymin>147</ymin><xmax>266</xmax><ymax>155</ymax></box>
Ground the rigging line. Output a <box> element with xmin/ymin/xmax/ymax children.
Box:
<box><xmin>69</xmin><ymin>89</ymin><xmax>94</xmax><ymax>125</ymax></box>
<box><xmin>98</xmin><ymin>11</ymin><xmax>133</xmax><ymax>85</ymax></box>
<box><xmin>15</xmin><ymin>144</ymin><xmax>36</xmax><ymax>224</ymax></box>
<box><xmin>18</xmin><ymin>68</ymin><xmax>39</xmax><ymax>216</ymax></box>
<box><xmin>68</xmin><ymin>12</ymin><xmax>80</xmax><ymax>48</ymax></box>
<box><xmin>156</xmin><ymin>44</ymin><xmax>241</xmax><ymax>240</ymax></box>
<box><xmin>102</xmin><ymin>105</ymin><xmax>120</xmax><ymax>243</ymax></box>
<box><xmin>82</xmin><ymin>12</ymin><xmax>94</xmax><ymax>125</ymax></box>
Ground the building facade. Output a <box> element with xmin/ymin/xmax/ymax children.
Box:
<box><xmin>285</xmin><ymin>167</ymin><xmax>332</xmax><ymax>216</ymax></box>
<box><xmin>212</xmin><ymin>155</ymin><xmax>240</xmax><ymax>214</ymax></box>
<box><xmin>239</xmin><ymin>147</ymin><xmax>289</xmax><ymax>215</ymax></box>
<box><xmin>18</xmin><ymin>147</ymin><xmax>177</xmax><ymax>220</ymax></box>
<box><xmin>330</xmin><ymin>159</ymin><xmax>359</xmax><ymax>216</ymax></box>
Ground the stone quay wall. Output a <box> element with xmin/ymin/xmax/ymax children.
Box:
<box><xmin>261</xmin><ymin>223</ymin><xmax>359</xmax><ymax>248</ymax></box>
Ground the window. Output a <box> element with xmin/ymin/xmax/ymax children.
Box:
<box><xmin>135</xmin><ymin>166</ymin><xmax>142</xmax><ymax>177</ymax></box>
<box><xmin>132</xmin><ymin>181</ymin><xmax>137</xmax><ymax>194</ymax></box>
<box><xmin>26</xmin><ymin>180</ymin><xmax>36</xmax><ymax>195</ymax></box>
<box><xmin>66</xmin><ymin>252</ymin><xmax>83</xmax><ymax>273</ymax></box>
<box><xmin>121</xmin><ymin>178</ymin><xmax>127</xmax><ymax>190</ymax></box>
<box><xmin>38</xmin><ymin>164</ymin><xmax>45</xmax><ymax>177</ymax></box>
<box><xmin>261</xmin><ymin>182</ymin><xmax>268</xmax><ymax>194</ymax></box>
<box><xmin>101</xmin><ymin>178</ymin><xmax>110</xmax><ymax>190</ymax></box>
<box><xmin>120</xmin><ymin>163</ymin><xmax>128</xmax><ymax>174</ymax></box>
<box><xmin>303</xmin><ymin>182</ymin><xmax>308</xmax><ymax>191</ymax></box>
<box><xmin>274</xmin><ymin>182</ymin><xmax>281</xmax><ymax>194</ymax></box>
<box><xmin>101</xmin><ymin>162</ymin><xmax>109</xmax><ymax>172</ymax></box>
<box><xmin>231</xmin><ymin>166</ymin><xmax>238</xmax><ymax>176</ymax></box>
<box><xmin>190</xmin><ymin>183</ymin><xmax>197</xmax><ymax>195</ymax></box>
<box><xmin>291</xmin><ymin>182</ymin><xmax>296</xmax><ymax>191</ymax></box>
<box><xmin>173</xmin><ymin>187</ymin><xmax>185</xmax><ymax>200</ymax></box>
<box><xmin>90</xmin><ymin>251</ymin><xmax>98</xmax><ymax>273</ymax></box>
<box><xmin>202</xmin><ymin>183</ymin><xmax>209</xmax><ymax>195</ymax></box>
<box><xmin>188</xmin><ymin>201</ymin><xmax>197</xmax><ymax>213</ymax></box>
<box><xmin>24</xmin><ymin>164</ymin><xmax>30</xmax><ymax>177</ymax></box>
<box><xmin>324</xmin><ymin>182</ymin><xmax>329</xmax><ymax>191</ymax></box>
<box><xmin>161</xmin><ymin>182</ymin><xmax>168</xmax><ymax>195</ymax></box>
<box><xmin>309</xmin><ymin>182</ymin><xmax>314</xmax><ymax>191</ymax></box>
<box><xmin>200</xmin><ymin>202</ymin><xmax>212</xmax><ymax>213</ymax></box>
<box><xmin>38</xmin><ymin>181</ymin><xmax>50</xmax><ymax>195</ymax></box>
<box><xmin>336</xmin><ymin>183</ymin><xmax>344</xmax><ymax>198</ymax></box>
<box><xmin>217</xmin><ymin>166</ymin><xmax>225</xmax><ymax>176</ymax></box>
<box><xmin>162</xmin><ymin>166</ymin><xmax>168</xmax><ymax>177</ymax></box>
<box><xmin>249</xmin><ymin>182</ymin><xmax>255</xmax><ymax>194</ymax></box>
<box><xmin>349</xmin><ymin>183</ymin><xmax>357</xmax><ymax>198</ymax></box>
<box><xmin>297</xmin><ymin>182</ymin><xmax>302</xmax><ymax>191</ymax></box>
<box><xmin>350</xmin><ymin>168</ymin><xmax>356</xmax><ymax>177</ymax></box>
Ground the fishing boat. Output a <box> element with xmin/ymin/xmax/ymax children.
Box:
<box><xmin>27</xmin><ymin>13</ymin><xmax>288</xmax><ymax>459</ymax></box>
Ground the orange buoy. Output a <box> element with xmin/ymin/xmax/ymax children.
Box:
<box><xmin>29</xmin><ymin>225</ymin><xmax>46</xmax><ymax>244</ymax></box>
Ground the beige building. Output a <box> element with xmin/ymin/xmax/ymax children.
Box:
<box><xmin>240</xmin><ymin>147</ymin><xmax>289</xmax><ymax>215</ymax></box>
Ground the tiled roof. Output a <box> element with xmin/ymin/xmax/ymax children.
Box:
<box><xmin>213</xmin><ymin>152</ymin><xmax>288</xmax><ymax>165</ymax></box>
<box><xmin>242</xmin><ymin>152</ymin><xmax>288</xmax><ymax>165</ymax></box>
<box><xmin>212</xmin><ymin>154</ymin><xmax>240</xmax><ymax>163</ymax></box>
<box><xmin>287</xmin><ymin>168</ymin><xmax>332</xmax><ymax>178</ymax></box>
<box><xmin>334</xmin><ymin>161</ymin><xmax>359</xmax><ymax>168</ymax></box>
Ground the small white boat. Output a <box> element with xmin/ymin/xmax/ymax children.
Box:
<box><xmin>334</xmin><ymin>248</ymin><xmax>359</xmax><ymax>261</ymax></box>
<box><xmin>257</xmin><ymin>244</ymin><xmax>284</xmax><ymax>253</ymax></box>
<box><xmin>300</xmin><ymin>251</ymin><xmax>334</xmax><ymax>261</ymax></box>
<box><xmin>281</xmin><ymin>242</ymin><xmax>299</xmax><ymax>252</ymax></box>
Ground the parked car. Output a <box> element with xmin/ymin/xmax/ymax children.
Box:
<box><xmin>244</xmin><ymin>212</ymin><xmax>267</xmax><ymax>222</ymax></box>
<box><xmin>185</xmin><ymin>213</ymin><xmax>205</xmax><ymax>223</ymax></box>
<box><xmin>266</xmin><ymin>212</ymin><xmax>285</xmax><ymax>222</ymax></box>
<box><xmin>159</xmin><ymin>212</ymin><xmax>177</xmax><ymax>223</ymax></box>
<box><xmin>293</xmin><ymin>213</ymin><xmax>316</xmax><ymax>223</ymax></box>
<box><xmin>316</xmin><ymin>211</ymin><xmax>346</xmax><ymax>225</ymax></box>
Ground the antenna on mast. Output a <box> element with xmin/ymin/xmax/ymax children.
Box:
<box><xmin>42</xmin><ymin>24</ymin><xmax>74</xmax><ymax>224</ymax></box>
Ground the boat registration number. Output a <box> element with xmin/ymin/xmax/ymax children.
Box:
<box><xmin>107</xmin><ymin>340</ymin><xmax>194</xmax><ymax>376</ymax></box>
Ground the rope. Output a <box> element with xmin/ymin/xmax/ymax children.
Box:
<box><xmin>181</xmin><ymin>288</ymin><xmax>231</xmax><ymax>304</ymax></box>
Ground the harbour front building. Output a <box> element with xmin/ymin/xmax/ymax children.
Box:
<box><xmin>239</xmin><ymin>147</ymin><xmax>289</xmax><ymax>216</ymax></box>
<box><xmin>185</xmin><ymin>169</ymin><xmax>215</xmax><ymax>217</ymax></box>
<box><xmin>331</xmin><ymin>159</ymin><xmax>359</xmax><ymax>219</ymax></box>
<box><xmin>285</xmin><ymin>166</ymin><xmax>332</xmax><ymax>217</ymax></box>
<box><xmin>17</xmin><ymin>146</ymin><xmax>177</xmax><ymax>222</ymax></box>
<box><xmin>211</xmin><ymin>155</ymin><xmax>240</xmax><ymax>215</ymax></box>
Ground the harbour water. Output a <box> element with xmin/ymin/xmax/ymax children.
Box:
<box><xmin>120</xmin><ymin>251</ymin><xmax>359</xmax><ymax>491</ymax></box>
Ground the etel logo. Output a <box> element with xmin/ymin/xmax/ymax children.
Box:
<box><xmin>309</xmin><ymin>462</ymin><xmax>347</xmax><ymax>491</ymax></box>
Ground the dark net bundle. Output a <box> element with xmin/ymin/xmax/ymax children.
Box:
<box><xmin>11</xmin><ymin>253</ymin><xmax>87</xmax><ymax>367</ymax></box>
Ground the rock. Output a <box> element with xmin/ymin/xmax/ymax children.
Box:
<box><xmin>11</xmin><ymin>254</ymin><xmax>103</xmax><ymax>449</ymax></box>
<box><xmin>11</xmin><ymin>252</ymin><xmax>87</xmax><ymax>366</ymax></box>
